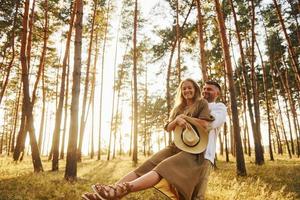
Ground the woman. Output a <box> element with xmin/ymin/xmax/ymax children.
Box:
<box><xmin>82</xmin><ymin>78</ymin><xmax>214</xmax><ymax>200</ymax></box>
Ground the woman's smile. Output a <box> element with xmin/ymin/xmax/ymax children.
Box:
<box><xmin>181</xmin><ymin>81</ymin><xmax>195</xmax><ymax>100</ymax></box>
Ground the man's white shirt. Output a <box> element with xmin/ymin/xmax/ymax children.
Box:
<box><xmin>204</xmin><ymin>102</ymin><xmax>227</xmax><ymax>164</ymax></box>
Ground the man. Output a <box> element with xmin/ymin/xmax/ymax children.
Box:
<box><xmin>194</xmin><ymin>80</ymin><xmax>227</xmax><ymax>199</ymax></box>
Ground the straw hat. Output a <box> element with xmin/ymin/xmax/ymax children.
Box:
<box><xmin>173</xmin><ymin>116</ymin><xmax>208</xmax><ymax>154</ymax></box>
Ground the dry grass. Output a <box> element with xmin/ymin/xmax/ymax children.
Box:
<box><xmin>0</xmin><ymin>154</ymin><xmax>299</xmax><ymax>200</ymax></box>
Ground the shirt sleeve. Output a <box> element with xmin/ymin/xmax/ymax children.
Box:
<box><xmin>209</xmin><ymin>103</ymin><xmax>227</xmax><ymax>129</ymax></box>
<box><xmin>197</xmin><ymin>98</ymin><xmax>215</xmax><ymax>121</ymax></box>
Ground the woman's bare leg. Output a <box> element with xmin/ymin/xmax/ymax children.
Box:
<box><xmin>93</xmin><ymin>171</ymin><xmax>161</xmax><ymax>198</ymax></box>
<box><xmin>129</xmin><ymin>171</ymin><xmax>161</xmax><ymax>192</ymax></box>
<box><xmin>116</xmin><ymin>171</ymin><xmax>139</xmax><ymax>184</ymax></box>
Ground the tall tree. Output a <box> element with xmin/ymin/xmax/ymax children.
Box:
<box><xmin>52</xmin><ymin>1</ymin><xmax>76</xmax><ymax>171</ymax></box>
<box><xmin>229</xmin><ymin>0</ymin><xmax>264</xmax><ymax>164</ymax></box>
<box><xmin>255</xmin><ymin>39</ymin><xmax>274</xmax><ymax>161</ymax></box>
<box><xmin>77</xmin><ymin>0</ymin><xmax>97</xmax><ymax>162</ymax></box>
<box><xmin>214</xmin><ymin>0</ymin><xmax>246</xmax><ymax>176</ymax></box>
<box><xmin>175</xmin><ymin>0</ymin><xmax>181</xmax><ymax>83</ymax></box>
<box><xmin>132</xmin><ymin>0</ymin><xmax>138</xmax><ymax>164</ymax></box>
<box><xmin>273</xmin><ymin>0</ymin><xmax>300</xmax><ymax>88</ymax></box>
<box><xmin>250</xmin><ymin>0</ymin><xmax>264</xmax><ymax>165</ymax></box>
<box><xmin>99</xmin><ymin>0</ymin><xmax>110</xmax><ymax>161</ymax></box>
<box><xmin>65</xmin><ymin>0</ymin><xmax>83</xmax><ymax>181</ymax></box>
<box><xmin>16</xmin><ymin>0</ymin><xmax>43</xmax><ymax>172</ymax></box>
<box><xmin>195</xmin><ymin>0</ymin><xmax>207</xmax><ymax>81</ymax></box>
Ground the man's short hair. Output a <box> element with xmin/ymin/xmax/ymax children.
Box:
<box><xmin>205</xmin><ymin>80</ymin><xmax>221</xmax><ymax>92</ymax></box>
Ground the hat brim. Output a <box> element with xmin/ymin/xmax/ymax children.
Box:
<box><xmin>173</xmin><ymin>116</ymin><xmax>208</xmax><ymax>154</ymax></box>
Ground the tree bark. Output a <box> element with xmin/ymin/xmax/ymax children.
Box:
<box><xmin>52</xmin><ymin>1</ymin><xmax>76</xmax><ymax>170</ymax></box>
<box><xmin>195</xmin><ymin>0</ymin><xmax>207</xmax><ymax>81</ymax></box>
<box><xmin>26</xmin><ymin>0</ymin><xmax>36</xmax><ymax>73</ymax></box>
<box><xmin>250</xmin><ymin>0</ymin><xmax>264</xmax><ymax>165</ymax></box>
<box><xmin>17</xmin><ymin>0</ymin><xmax>43</xmax><ymax>172</ymax></box>
<box><xmin>255</xmin><ymin>40</ymin><xmax>274</xmax><ymax>161</ymax></box>
<box><xmin>270</xmin><ymin>64</ymin><xmax>292</xmax><ymax>158</ymax></box>
<box><xmin>60</xmin><ymin>52</ymin><xmax>70</xmax><ymax>159</ymax></box>
<box><xmin>132</xmin><ymin>0</ymin><xmax>138</xmax><ymax>164</ymax></box>
<box><xmin>65</xmin><ymin>0</ymin><xmax>83</xmax><ymax>181</ymax></box>
<box><xmin>77</xmin><ymin>0</ymin><xmax>97</xmax><ymax>162</ymax></box>
<box><xmin>175</xmin><ymin>0</ymin><xmax>181</xmax><ymax>83</ymax></box>
<box><xmin>229</xmin><ymin>0</ymin><xmax>259</xmax><ymax>161</ymax></box>
<box><xmin>214</xmin><ymin>0</ymin><xmax>246</xmax><ymax>176</ymax></box>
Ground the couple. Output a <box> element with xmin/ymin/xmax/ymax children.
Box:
<box><xmin>82</xmin><ymin>78</ymin><xmax>227</xmax><ymax>200</ymax></box>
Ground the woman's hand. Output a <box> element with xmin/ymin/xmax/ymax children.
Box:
<box><xmin>175</xmin><ymin>115</ymin><xmax>188</xmax><ymax>128</ymax></box>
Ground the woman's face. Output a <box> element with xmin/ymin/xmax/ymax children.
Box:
<box><xmin>181</xmin><ymin>81</ymin><xmax>196</xmax><ymax>101</ymax></box>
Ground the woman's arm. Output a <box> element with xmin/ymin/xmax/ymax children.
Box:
<box><xmin>181</xmin><ymin>116</ymin><xmax>209</xmax><ymax>129</ymax></box>
<box><xmin>165</xmin><ymin>114</ymin><xmax>187</xmax><ymax>132</ymax></box>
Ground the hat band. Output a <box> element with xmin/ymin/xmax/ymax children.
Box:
<box><xmin>181</xmin><ymin>124</ymin><xmax>200</xmax><ymax>147</ymax></box>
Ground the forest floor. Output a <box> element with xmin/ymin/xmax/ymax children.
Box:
<box><xmin>0</xmin><ymin>154</ymin><xmax>299</xmax><ymax>200</ymax></box>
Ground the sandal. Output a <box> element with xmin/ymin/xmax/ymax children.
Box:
<box><xmin>92</xmin><ymin>182</ymin><xmax>132</xmax><ymax>200</ymax></box>
<box><xmin>81</xmin><ymin>192</ymin><xmax>101</xmax><ymax>200</ymax></box>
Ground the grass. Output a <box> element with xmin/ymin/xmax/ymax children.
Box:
<box><xmin>0</xmin><ymin>154</ymin><xmax>299</xmax><ymax>200</ymax></box>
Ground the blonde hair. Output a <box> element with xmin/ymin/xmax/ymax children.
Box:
<box><xmin>169</xmin><ymin>78</ymin><xmax>202</xmax><ymax>120</ymax></box>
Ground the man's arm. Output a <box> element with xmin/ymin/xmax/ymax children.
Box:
<box><xmin>209</xmin><ymin>103</ymin><xmax>227</xmax><ymax>129</ymax></box>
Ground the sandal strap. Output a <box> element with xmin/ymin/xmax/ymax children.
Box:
<box><xmin>93</xmin><ymin>182</ymin><xmax>132</xmax><ymax>200</ymax></box>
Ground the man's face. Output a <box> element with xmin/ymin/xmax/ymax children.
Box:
<box><xmin>202</xmin><ymin>84</ymin><xmax>219</xmax><ymax>102</ymax></box>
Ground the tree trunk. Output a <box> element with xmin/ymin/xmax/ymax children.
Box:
<box><xmin>90</xmin><ymin>32</ymin><xmax>100</xmax><ymax>159</ymax></box>
<box><xmin>52</xmin><ymin>1</ymin><xmax>76</xmax><ymax>170</ymax></box>
<box><xmin>18</xmin><ymin>0</ymin><xmax>43</xmax><ymax>172</ymax></box>
<box><xmin>143</xmin><ymin>66</ymin><xmax>148</xmax><ymax>156</ymax></box>
<box><xmin>229</xmin><ymin>0</ymin><xmax>259</xmax><ymax>161</ymax></box>
<box><xmin>65</xmin><ymin>0</ymin><xmax>83</xmax><ymax>181</ymax></box>
<box><xmin>270</xmin><ymin>64</ymin><xmax>292</xmax><ymax>158</ymax></box>
<box><xmin>250</xmin><ymin>0</ymin><xmax>264</xmax><ymax>165</ymax></box>
<box><xmin>283</xmin><ymin>67</ymin><xmax>300</xmax><ymax>156</ymax></box>
<box><xmin>11</xmin><ymin>79</ymin><xmax>22</xmax><ymax>153</ymax></box>
<box><xmin>214</xmin><ymin>0</ymin><xmax>246</xmax><ymax>176</ymax></box>
<box><xmin>175</xmin><ymin>0</ymin><xmax>181</xmax><ymax>83</ymax></box>
<box><xmin>97</xmin><ymin>1</ymin><xmax>110</xmax><ymax>161</ymax></box>
<box><xmin>108</xmin><ymin>10</ymin><xmax>123</xmax><ymax>160</ymax></box>
<box><xmin>255</xmin><ymin>40</ymin><xmax>274</xmax><ymax>161</ymax></box>
<box><xmin>60</xmin><ymin>53</ymin><xmax>71</xmax><ymax>160</ymax></box>
<box><xmin>132</xmin><ymin>0</ymin><xmax>138</xmax><ymax>164</ymax></box>
<box><xmin>32</xmin><ymin>0</ymin><xmax>48</xmax><ymax>157</ymax></box>
<box><xmin>195</xmin><ymin>0</ymin><xmax>207</xmax><ymax>81</ymax></box>
<box><xmin>38</xmin><ymin>65</ymin><xmax>46</xmax><ymax>151</ymax></box>
<box><xmin>26</xmin><ymin>0</ymin><xmax>36</xmax><ymax>73</ymax></box>
<box><xmin>77</xmin><ymin>0</ymin><xmax>97</xmax><ymax>162</ymax></box>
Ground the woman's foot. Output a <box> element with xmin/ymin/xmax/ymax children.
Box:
<box><xmin>81</xmin><ymin>192</ymin><xmax>101</xmax><ymax>200</ymax></box>
<box><xmin>92</xmin><ymin>182</ymin><xmax>132</xmax><ymax>200</ymax></box>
